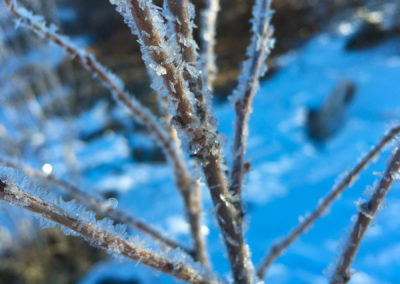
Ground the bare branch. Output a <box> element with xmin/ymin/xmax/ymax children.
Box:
<box><xmin>165</xmin><ymin>0</ymin><xmax>210</xmax><ymax>268</ymax></box>
<box><xmin>201</xmin><ymin>153</ymin><xmax>254</xmax><ymax>284</ymax></box>
<box><xmin>201</xmin><ymin>0</ymin><xmax>220</xmax><ymax>91</ymax></box>
<box><xmin>166</xmin><ymin>0</ymin><xmax>210</xmax><ymax>125</ymax></box>
<box><xmin>330</xmin><ymin>146</ymin><xmax>400</xmax><ymax>284</ymax></box>
<box><xmin>229</xmin><ymin>0</ymin><xmax>274</xmax><ymax>216</ymax></box>
<box><xmin>111</xmin><ymin>0</ymin><xmax>198</xmax><ymax>129</ymax></box>
<box><xmin>257</xmin><ymin>125</ymin><xmax>400</xmax><ymax>279</ymax></box>
<box><xmin>0</xmin><ymin>157</ymin><xmax>194</xmax><ymax>255</ymax></box>
<box><xmin>0</xmin><ymin>180</ymin><xmax>221</xmax><ymax>284</ymax></box>
<box><xmin>111</xmin><ymin>1</ymin><xmax>254</xmax><ymax>282</ymax></box>
<box><xmin>183</xmin><ymin>179</ymin><xmax>209</xmax><ymax>267</ymax></box>
<box><xmin>166</xmin><ymin>118</ymin><xmax>209</xmax><ymax>265</ymax></box>
<box><xmin>3</xmin><ymin>0</ymin><xmax>207</xmax><ymax>264</ymax></box>
<box><xmin>3</xmin><ymin>0</ymin><xmax>171</xmax><ymax>155</ymax></box>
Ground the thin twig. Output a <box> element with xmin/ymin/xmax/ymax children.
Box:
<box><xmin>161</xmin><ymin>103</ymin><xmax>208</xmax><ymax>264</ymax></box>
<box><xmin>4</xmin><ymin>0</ymin><xmax>205</xmax><ymax>263</ymax></box>
<box><xmin>257</xmin><ymin>125</ymin><xmax>400</xmax><ymax>279</ymax></box>
<box><xmin>0</xmin><ymin>157</ymin><xmax>194</xmax><ymax>255</ymax></box>
<box><xmin>3</xmin><ymin>0</ymin><xmax>171</xmax><ymax>158</ymax></box>
<box><xmin>201</xmin><ymin>0</ymin><xmax>220</xmax><ymax>91</ymax></box>
<box><xmin>165</xmin><ymin>0</ymin><xmax>210</xmax><ymax>268</ymax></box>
<box><xmin>112</xmin><ymin>1</ymin><xmax>254</xmax><ymax>282</ymax></box>
<box><xmin>0</xmin><ymin>180</ymin><xmax>220</xmax><ymax>284</ymax></box>
<box><xmin>230</xmin><ymin>0</ymin><xmax>274</xmax><ymax>216</ymax></box>
<box><xmin>184</xmin><ymin>179</ymin><xmax>208</xmax><ymax>266</ymax></box>
<box><xmin>330</xmin><ymin>146</ymin><xmax>400</xmax><ymax>284</ymax></box>
<box><xmin>166</xmin><ymin>0</ymin><xmax>210</xmax><ymax>125</ymax></box>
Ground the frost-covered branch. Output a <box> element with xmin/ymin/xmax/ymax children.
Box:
<box><xmin>229</xmin><ymin>0</ymin><xmax>274</xmax><ymax>217</ymax></box>
<box><xmin>0</xmin><ymin>157</ymin><xmax>193</xmax><ymax>255</ymax></box>
<box><xmin>3</xmin><ymin>0</ymin><xmax>170</xmax><ymax>156</ymax></box>
<box><xmin>257</xmin><ymin>125</ymin><xmax>400</xmax><ymax>279</ymax></box>
<box><xmin>110</xmin><ymin>1</ymin><xmax>253</xmax><ymax>282</ymax></box>
<box><xmin>330</xmin><ymin>146</ymin><xmax>400</xmax><ymax>284</ymax></box>
<box><xmin>166</xmin><ymin>0</ymin><xmax>210</xmax><ymax>125</ymax></box>
<box><xmin>4</xmin><ymin>0</ymin><xmax>206</xmax><ymax>264</ymax></box>
<box><xmin>166</xmin><ymin>120</ymin><xmax>209</xmax><ymax>266</ymax></box>
<box><xmin>0</xmin><ymin>180</ymin><xmax>220</xmax><ymax>284</ymax></box>
<box><xmin>110</xmin><ymin>0</ymin><xmax>198</xmax><ymax>130</ymax></box>
<box><xmin>201</xmin><ymin>0</ymin><xmax>219</xmax><ymax>91</ymax></box>
<box><xmin>164</xmin><ymin>0</ymin><xmax>211</xmax><ymax>268</ymax></box>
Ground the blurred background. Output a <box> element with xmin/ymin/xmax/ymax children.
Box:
<box><xmin>0</xmin><ymin>0</ymin><xmax>399</xmax><ymax>283</ymax></box>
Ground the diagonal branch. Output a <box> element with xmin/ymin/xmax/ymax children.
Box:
<box><xmin>229</xmin><ymin>0</ymin><xmax>274</xmax><ymax>217</ymax></box>
<box><xmin>4</xmin><ymin>0</ymin><xmax>205</xmax><ymax>264</ymax></box>
<box><xmin>330</xmin><ymin>146</ymin><xmax>400</xmax><ymax>284</ymax></box>
<box><xmin>3</xmin><ymin>0</ymin><xmax>170</xmax><ymax>157</ymax></box>
<box><xmin>257</xmin><ymin>125</ymin><xmax>400</xmax><ymax>279</ymax></box>
<box><xmin>0</xmin><ymin>179</ymin><xmax>221</xmax><ymax>284</ymax></box>
<box><xmin>111</xmin><ymin>1</ymin><xmax>254</xmax><ymax>282</ymax></box>
<box><xmin>0</xmin><ymin>157</ymin><xmax>193</xmax><ymax>255</ymax></box>
<box><xmin>201</xmin><ymin>0</ymin><xmax>220</xmax><ymax>91</ymax></box>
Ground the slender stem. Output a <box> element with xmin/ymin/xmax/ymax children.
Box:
<box><xmin>3</xmin><ymin>0</ymin><xmax>171</xmax><ymax>159</ymax></box>
<box><xmin>183</xmin><ymin>180</ymin><xmax>209</xmax><ymax>267</ymax></box>
<box><xmin>330</xmin><ymin>146</ymin><xmax>400</xmax><ymax>284</ymax></box>
<box><xmin>0</xmin><ymin>158</ymin><xmax>194</xmax><ymax>255</ymax></box>
<box><xmin>166</xmin><ymin>0</ymin><xmax>210</xmax><ymax>125</ymax></box>
<box><xmin>202</xmin><ymin>152</ymin><xmax>253</xmax><ymax>284</ymax></box>
<box><xmin>0</xmin><ymin>180</ymin><xmax>220</xmax><ymax>284</ymax></box>
<box><xmin>116</xmin><ymin>1</ymin><xmax>254</xmax><ymax>282</ymax></box>
<box><xmin>201</xmin><ymin>0</ymin><xmax>220</xmax><ymax>91</ymax></box>
<box><xmin>230</xmin><ymin>0</ymin><xmax>274</xmax><ymax>217</ymax></box>
<box><xmin>166</xmin><ymin>0</ymin><xmax>211</xmax><ymax>268</ymax></box>
<box><xmin>257</xmin><ymin>125</ymin><xmax>400</xmax><ymax>279</ymax></box>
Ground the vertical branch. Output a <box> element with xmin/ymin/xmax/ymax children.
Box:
<box><xmin>166</xmin><ymin>0</ymin><xmax>210</xmax><ymax>125</ymax></box>
<box><xmin>0</xmin><ymin>180</ymin><xmax>220</xmax><ymax>284</ymax></box>
<box><xmin>201</xmin><ymin>152</ymin><xmax>254</xmax><ymax>284</ymax></box>
<box><xmin>175</xmin><ymin>145</ymin><xmax>211</xmax><ymax>267</ymax></box>
<box><xmin>256</xmin><ymin>125</ymin><xmax>400</xmax><ymax>279</ymax></box>
<box><xmin>330</xmin><ymin>147</ymin><xmax>400</xmax><ymax>284</ymax></box>
<box><xmin>165</xmin><ymin>0</ymin><xmax>210</xmax><ymax>268</ymax></box>
<box><xmin>167</xmin><ymin>130</ymin><xmax>210</xmax><ymax>266</ymax></box>
<box><xmin>0</xmin><ymin>158</ymin><xmax>193</xmax><ymax>255</ymax></box>
<box><xmin>229</xmin><ymin>0</ymin><xmax>274</xmax><ymax>217</ymax></box>
<box><xmin>201</xmin><ymin>0</ymin><xmax>220</xmax><ymax>91</ymax></box>
<box><xmin>183</xmin><ymin>179</ymin><xmax>209</xmax><ymax>267</ymax></box>
<box><xmin>111</xmin><ymin>1</ymin><xmax>254</xmax><ymax>282</ymax></box>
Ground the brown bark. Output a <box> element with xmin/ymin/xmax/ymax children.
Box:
<box><xmin>126</xmin><ymin>1</ymin><xmax>253</xmax><ymax>282</ymax></box>
<box><xmin>331</xmin><ymin>147</ymin><xmax>400</xmax><ymax>283</ymax></box>
<box><xmin>0</xmin><ymin>180</ymin><xmax>220</xmax><ymax>284</ymax></box>
<box><xmin>0</xmin><ymin>158</ymin><xmax>193</xmax><ymax>255</ymax></box>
